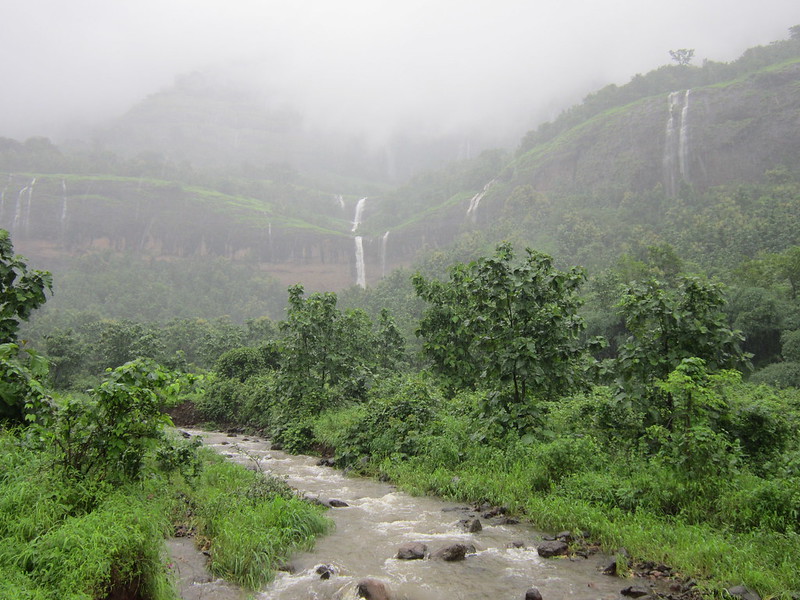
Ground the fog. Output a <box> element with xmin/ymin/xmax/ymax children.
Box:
<box><xmin>1</xmin><ymin>0</ymin><xmax>798</xmax><ymax>145</ymax></box>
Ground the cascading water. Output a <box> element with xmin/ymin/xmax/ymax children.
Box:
<box><xmin>381</xmin><ymin>231</ymin><xmax>390</xmax><ymax>278</ymax></box>
<box><xmin>354</xmin><ymin>236</ymin><xmax>366</xmax><ymax>288</ymax></box>
<box><xmin>23</xmin><ymin>178</ymin><xmax>35</xmax><ymax>234</ymax></box>
<box><xmin>663</xmin><ymin>90</ymin><xmax>690</xmax><ymax>196</ymax></box>
<box><xmin>335</xmin><ymin>194</ymin><xmax>345</xmax><ymax>211</ymax></box>
<box><xmin>186</xmin><ymin>430</ymin><xmax>629</xmax><ymax>600</ymax></box>
<box><xmin>0</xmin><ymin>174</ymin><xmax>10</xmax><ymax>223</ymax></box>
<box><xmin>351</xmin><ymin>198</ymin><xmax>367</xmax><ymax>287</ymax></box>
<box><xmin>60</xmin><ymin>179</ymin><xmax>68</xmax><ymax>234</ymax></box>
<box><xmin>466</xmin><ymin>180</ymin><xmax>495</xmax><ymax>222</ymax></box>
<box><xmin>678</xmin><ymin>89</ymin><xmax>691</xmax><ymax>179</ymax></box>
<box><xmin>12</xmin><ymin>185</ymin><xmax>27</xmax><ymax>232</ymax></box>
<box><xmin>351</xmin><ymin>197</ymin><xmax>367</xmax><ymax>233</ymax></box>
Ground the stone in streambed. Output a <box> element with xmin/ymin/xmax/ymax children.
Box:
<box><xmin>459</xmin><ymin>518</ymin><xmax>482</xmax><ymax>532</ymax></box>
<box><xmin>727</xmin><ymin>586</ymin><xmax>761</xmax><ymax>600</ymax></box>
<box><xmin>536</xmin><ymin>540</ymin><xmax>569</xmax><ymax>558</ymax></box>
<box><xmin>620</xmin><ymin>585</ymin><xmax>651</xmax><ymax>598</ymax></box>
<box><xmin>315</xmin><ymin>564</ymin><xmax>334</xmax><ymax>579</ymax></box>
<box><xmin>356</xmin><ymin>578</ymin><xmax>392</xmax><ymax>600</ymax></box>
<box><xmin>525</xmin><ymin>588</ymin><xmax>543</xmax><ymax>600</ymax></box>
<box><xmin>326</xmin><ymin>499</ymin><xmax>349</xmax><ymax>507</ymax></box>
<box><xmin>432</xmin><ymin>543</ymin><xmax>470</xmax><ymax>561</ymax></box>
<box><xmin>396</xmin><ymin>542</ymin><xmax>427</xmax><ymax>560</ymax></box>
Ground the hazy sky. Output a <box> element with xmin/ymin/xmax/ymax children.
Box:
<box><xmin>1</xmin><ymin>0</ymin><xmax>797</xmax><ymax>143</ymax></box>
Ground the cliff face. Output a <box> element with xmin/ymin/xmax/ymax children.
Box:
<box><xmin>4</xmin><ymin>61</ymin><xmax>799</xmax><ymax>293</ymax></box>
<box><xmin>507</xmin><ymin>60</ymin><xmax>800</xmax><ymax>200</ymax></box>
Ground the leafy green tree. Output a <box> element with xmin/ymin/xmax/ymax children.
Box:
<box><xmin>0</xmin><ymin>230</ymin><xmax>52</xmax><ymax>423</ymax></box>
<box><xmin>0</xmin><ymin>230</ymin><xmax>52</xmax><ymax>344</ymax></box>
<box><xmin>52</xmin><ymin>359</ymin><xmax>192</xmax><ymax>483</ymax></box>
<box><xmin>613</xmin><ymin>276</ymin><xmax>748</xmax><ymax>424</ymax></box>
<box><xmin>414</xmin><ymin>243</ymin><xmax>591</xmax><ymax>411</ymax></box>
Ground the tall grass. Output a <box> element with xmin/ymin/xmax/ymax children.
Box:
<box><xmin>189</xmin><ymin>452</ymin><xmax>331</xmax><ymax>589</ymax></box>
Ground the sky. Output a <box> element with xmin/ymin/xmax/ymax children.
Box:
<box><xmin>1</xmin><ymin>0</ymin><xmax>798</xmax><ymax>145</ymax></box>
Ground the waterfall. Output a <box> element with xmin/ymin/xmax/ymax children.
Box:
<box><xmin>60</xmin><ymin>179</ymin><xmax>68</xmax><ymax>233</ymax></box>
<box><xmin>663</xmin><ymin>90</ymin><xmax>691</xmax><ymax>197</ymax></box>
<box><xmin>23</xmin><ymin>178</ymin><xmax>35</xmax><ymax>233</ymax></box>
<box><xmin>335</xmin><ymin>194</ymin><xmax>345</xmax><ymax>210</ymax></box>
<box><xmin>466</xmin><ymin>179</ymin><xmax>496</xmax><ymax>222</ymax></box>
<box><xmin>381</xmin><ymin>231</ymin><xmax>390</xmax><ymax>278</ymax></box>
<box><xmin>350</xmin><ymin>198</ymin><xmax>368</xmax><ymax>287</ymax></box>
<box><xmin>354</xmin><ymin>236</ymin><xmax>366</xmax><ymax>288</ymax></box>
<box><xmin>351</xmin><ymin>197</ymin><xmax>367</xmax><ymax>232</ymax></box>
<box><xmin>0</xmin><ymin>175</ymin><xmax>10</xmax><ymax>223</ymax></box>
<box><xmin>12</xmin><ymin>186</ymin><xmax>27</xmax><ymax>232</ymax></box>
<box><xmin>678</xmin><ymin>89</ymin><xmax>691</xmax><ymax>179</ymax></box>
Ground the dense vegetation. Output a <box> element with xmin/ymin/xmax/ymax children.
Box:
<box><xmin>184</xmin><ymin>241</ymin><xmax>799</xmax><ymax>597</ymax></box>
<box><xmin>3</xmin><ymin>28</ymin><xmax>800</xmax><ymax>600</ymax></box>
<box><xmin>0</xmin><ymin>231</ymin><xmax>329</xmax><ymax>599</ymax></box>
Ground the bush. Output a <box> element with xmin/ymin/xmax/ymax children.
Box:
<box><xmin>751</xmin><ymin>361</ymin><xmax>800</xmax><ymax>388</ymax></box>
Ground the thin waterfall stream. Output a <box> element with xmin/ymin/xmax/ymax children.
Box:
<box><xmin>186</xmin><ymin>430</ymin><xmax>628</xmax><ymax>600</ymax></box>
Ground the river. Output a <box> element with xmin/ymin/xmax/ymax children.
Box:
<box><xmin>184</xmin><ymin>429</ymin><xmax>627</xmax><ymax>600</ymax></box>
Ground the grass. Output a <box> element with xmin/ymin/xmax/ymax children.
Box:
<box><xmin>188</xmin><ymin>451</ymin><xmax>331</xmax><ymax>589</ymax></box>
<box><xmin>375</xmin><ymin>450</ymin><xmax>800</xmax><ymax>598</ymax></box>
<box><xmin>0</xmin><ymin>432</ymin><xmax>332</xmax><ymax>598</ymax></box>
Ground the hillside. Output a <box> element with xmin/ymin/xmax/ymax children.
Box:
<box><xmin>1</xmin><ymin>32</ymin><xmax>799</xmax><ymax>316</ymax></box>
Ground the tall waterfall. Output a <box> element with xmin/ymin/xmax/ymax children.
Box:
<box><xmin>354</xmin><ymin>236</ymin><xmax>366</xmax><ymax>288</ymax></box>
<box><xmin>351</xmin><ymin>197</ymin><xmax>368</xmax><ymax>287</ymax></box>
<box><xmin>351</xmin><ymin>197</ymin><xmax>367</xmax><ymax>232</ymax></box>
<box><xmin>678</xmin><ymin>89</ymin><xmax>691</xmax><ymax>179</ymax></box>
<box><xmin>23</xmin><ymin>178</ymin><xmax>35</xmax><ymax>233</ymax></box>
<box><xmin>381</xmin><ymin>231</ymin><xmax>390</xmax><ymax>278</ymax></box>
<box><xmin>334</xmin><ymin>194</ymin><xmax>345</xmax><ymax>211</ymax></box>
<box><xmin>663</xmin><ymin>90</ymin><xmax>691</xmax><ymax>196</ymax></box>
<box><xmin>0</xmin><ymin>174</ymin><xmax>10</xmax><ymax>223</ymax></box>
<box><xmin>60</xmin><ymin>179</ymin><xmax>68</xmax><ymax>233</ymax></box>
<box><xmin>466</xmin><ymin>179</ymin><xmax>496</xmax><ymax>222</ymax></box>
<box><xmin>12</xmin><ymin>185</ymin><xmax>27</xmax><ymax>232</ymax></box>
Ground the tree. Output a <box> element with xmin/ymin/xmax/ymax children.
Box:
<box><xmin>790</xmin><ymin>25</ymin><xmax>800</xmax><ymax>40</ymax></box>
<box><xmin>414</xmin><ymin>243</ymin><xmax>592</xmax><ymax>414</ymax></box>
<box><xmin>613</xmin><ymin>276</ymin><xmax>748</xmax><ymax>425</ymax></box>
<box><xmin>0</xmin><ymin>230</ymin><xmax>52</xmax><ymax>423</ymax></box>
<box><xmin>0</xmin><ymin>230</ymin><xmax>52</xmax><ymax>344</ymax></box>
<box><xmin>669</xmin><ymin>48</ymin><xmax>695</xmax><ymax>66</ymax></box>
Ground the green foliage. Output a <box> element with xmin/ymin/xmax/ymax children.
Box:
<box><xmin>191</xmin><ymin>455</ymin><xmax>330</xmax><ymax>589</ymax></box>
<box><xmin>414</xmin><ymin>243</ymin><xmax>592</xmax><ymax>413</ymax></box>
<box><xmin>0</xmin><ymin>342</ymin><xmax>51</xmax><ymax>424</ymax></box>
<box><xmin>50</xmin><ymin>359</ymin><xmax>194</xmax><ymax>484</ymax></box>
<box><xmin>613</xmin><ymin>276</ymin><xmax>747</xmax><ymax>405</ymax></box>
<box><xmin>0</xmin><ymin>230</ymin><xmax>52</xmax><ymax>344</ymax></box>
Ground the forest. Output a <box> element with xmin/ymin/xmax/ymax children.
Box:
<box><xmin>1</xmin><ymin>25</ymin><xmax>800</xmax><ymax>600</ymax></box>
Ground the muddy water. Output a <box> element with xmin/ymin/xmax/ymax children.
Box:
<box><xmin>188</xmin><ymin>430</ymin><xmax>624</xmax><ymax>600</ymax></box>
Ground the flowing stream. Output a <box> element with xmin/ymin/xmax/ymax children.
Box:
<box><xmin>186</xmin><ymin>430</ymin><xmax>625</xmax><ymax>600</ymax></box>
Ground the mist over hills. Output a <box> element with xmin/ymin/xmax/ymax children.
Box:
<box><xmin>1</xmin><ymin>28</ymin><xmax>799</xmax><ymax>322</ymax></box>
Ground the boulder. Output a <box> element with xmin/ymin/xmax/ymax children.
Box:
<box><xmin>536</xmin><ymin>541</ymin><xmax>569</xmax><ymax>558</ymax></box>
<box><xmin>315</xmin><ymin>564</ymin><xmax>334</xmax><ymax>580</ymax></box>
<box><xmin>461</xmin><ymin>518</ymin><xmax>482</xmax><ymax>533</ymax></box>
<box><xmin>326</xmin><ymin>499</ymin><xmax>349</xmax><ymax>508</ymax></box>
<box><xmin>356</xmin><ymin>578</ymin><xmax>392</xmax><ymax>600</ymax></box>
<box><xmin>396</xmin><ymin>542</ymin><xmax>428</xmax><ymax>560</ymax></box>
<box><xmin>525</xmin><ymin>588</ymin><xmax>543</xmax><ymax>600</ymax></box>
<box><xmin>432</xmin><ymin>543</ymin><xmax>469</xmax><ymax>561</ymax></box>
<box><xmin>727</xmin><ymin>586</ymin><xmax>761</xmax><ymax>600</ymax></box>
<box><xmin>620</xmin><ymin>585</ymin><xmax>651</xmax><ymax>598</ymax></box>
<box><xmin>316</xmin><ymin>457</ymin><xmax>336</xmax><ymax>467</ymax></box>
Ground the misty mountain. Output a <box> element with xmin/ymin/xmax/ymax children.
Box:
<box><xmin>2</xmin><ymin>32</ymin><xmax>799</xmax><ymax>317</ymax></box>
<box><xmin>90</xmin><ymin>70</ymin><xmax>505</xmax><ymax>184</ymax></box>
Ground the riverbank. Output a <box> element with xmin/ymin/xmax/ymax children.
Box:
<box><xmin>0</xmin><ymin>429</ymin><xmax>329</xmax><ymax>599</ymax></box>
